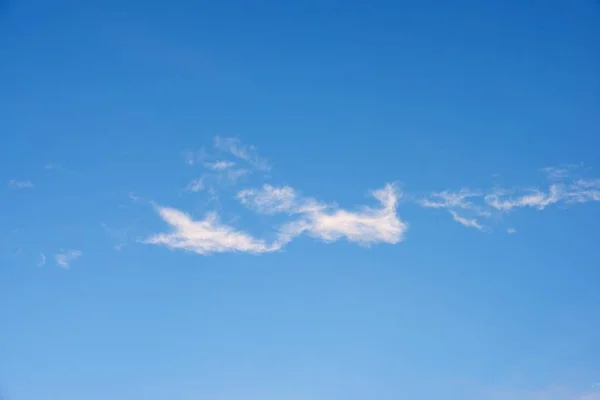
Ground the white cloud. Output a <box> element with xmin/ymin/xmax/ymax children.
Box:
<box><xmin>485</xmin><ymin>180</ymin><xmax>600</xmax><ymax>212</ymax></box>
<box><xmin>55</xmin><ymin>250</ymin><xmax>82</xmax><ymax>268</ymax></box>
<box><xmin>485</xmin><ymin>185</ymin><xmax>562</xmax><ymax>211</ymax></box>
<box><xmin>206</xmin><ymin>160</ymin><xmax>235</xmax><ymax>170</ymax></box>
<box><xmin>143</xmin><ymin>206</ymin><xmax>280</xmax><ymax>255</ymax></box>
<box><xmin>8</xmin><ymin>179</ymin><xmax>34</xmax><ymax>189</ymax></box>
<box><xmin>214</xmin><ymin>136</ymin><xmax>270</xmax><ymax>171</ymax></box>
<box><xmin>540</xmin><ymin>164</ymin><xmax>584</xmax><ymax>181</ymax></box>
<box><xmin>237</xmin><ymin>185</ymin><xmax>297</xmax><ymax>214</ymax></box>
<box><xmin>185</xmin><ymin>178</ymin><xmax>205</xmax><ymax>193</ymax></box>
<box><xmin>449</xmin><ymin>210</ymin><xmax>484</xmax><ymax>231</ymax></box>
<box><xmin>128</xmin><ymin>192</ymin><xmax>141</xmax><ymax>202</ymax></box>
<box><xmin>224</xmin><ymin>168</ymin><xmax>250</xmax><ymax>184</ymax></box>
<box><xmin>183</xmin><ymin>148</ymin><xmax>209</xmax><ymax>166</ymax></box>
<box><xmin>564</xmin><ymin>179</ymin><xmax>600</xmax><ymax>204</ymax></box>
<box><xmin>420</xmin><ymin>188</ymin><xmax>480</xmax><ymax>210</ymax></box>
<box><xmin>507</xmin><ymin>228</ymin><xmax>517</xmax><ymax>234</ymax></box>
<box><xmin>239</xmin><ymin>183</ymin><xmax>407</xmax><ymax>246</ymax></box>
<box><xmin>419</xmin><ymin>189</ymin><xmax>490</xmax><ymax>229</ymax></box>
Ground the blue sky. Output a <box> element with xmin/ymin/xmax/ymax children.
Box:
<box><xmin>1</xmin><ymin>1</ymin><xmax>600</xmax><ymax>399</ymax></box>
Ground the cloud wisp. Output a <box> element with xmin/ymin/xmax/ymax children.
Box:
<box><xmin>185</xmin><ymin>178</ymin><xmax>205</xmax><ymax>193</ymax></box>
<box><xmin>181</xmin><ymin>138</ymin><xmax>268</xmax><ymax>196</ymax></box>
<box><xmin>419</xmin><ymin>169</ymin><xmax>600</xmax><ymax>231</ymax></box>
<box><xmin>55</xmin><ymin>250</ymin><xmax>82</xmax><ymax>268</ymax></box>
<box><xmin>8</xmin><ymin>179</ymin><xmax>34</xmax><ymax>189</ymax></box>
<box><xmin>143</xmin><ymin>206</ymin><xmax>280</xmax><ymax>255</ymax></box>
<box><xmin>214</xmin><ymin>136</ymin><xmax>271</xmax><ymax>172</ymax></box>
<box><xmin>485</xmin><ymin>180</ymin><xmax>600</xmax><ymax>212</ymax></box>
<box><xmin>206</xmin><ymin>160</ymin><xmax>235</xmax><ymax>170</ymax></box>
<box><xmin>238</xmin><ymin>183</ymin><xmax>407</xmax><ymax>246</ymax></box>
<box><xmin>419</xmin><ymin>189</ymin><xmax>489</xmax><ymax>230</ymax></box>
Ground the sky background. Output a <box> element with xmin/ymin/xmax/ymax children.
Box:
<box><xmin>1</xmin><ymin>1</ymin><xmax>600</xmax><ymax>399</ymax></box>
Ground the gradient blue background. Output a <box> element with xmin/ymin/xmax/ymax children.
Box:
<box><xmin>1</xmin><ymin>1</ymin><xmax>599</xmax><ymax>399</ymax></box>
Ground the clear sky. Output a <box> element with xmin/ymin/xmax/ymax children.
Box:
<box><xmin>1</xmin><ymin>1</ymin><xmax>600</xmax><ymax>399</ymax></box>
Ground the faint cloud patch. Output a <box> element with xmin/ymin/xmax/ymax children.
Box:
<box><xmin>214</xmin><ymin>136</ymin><xmax>271</xmax><ymax>172</ymax></box>
<box><xmin>37</xmin><ymin>252</ymin><xmax>46</xmax><ymax>267</ymax></box>
<box><xmin>206</xmin><ymin>160</ymin><xmax>235</xmax><ymax>170</ymax></box>
<box><xmin>185</xmin><ymin>178</ymin><xmax>205</xmax><ymax>193</ymax></box>
<box><xmin>8</xmin><ymin>179</ymin><xmax>33</xmax><ymax>189</ymax></box>
<box><xmin>55</xmin><ymin>250</ymin><xmax>82</xmax><ymax>268</ymax></box>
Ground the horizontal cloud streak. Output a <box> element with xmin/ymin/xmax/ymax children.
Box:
<box><xmin>8</xmin><ymin>179</ymin><xmax>34</xmax><ymax>189</ymax></box>
<box><xmin>239</xmin><ymin>183</ymin><xmax>407</xmax><ymax>246</ymax></box>
<box><xmin>143</xmin><ymin>206</ymin><xmax>280</xmax><ymax>255</ymax></box>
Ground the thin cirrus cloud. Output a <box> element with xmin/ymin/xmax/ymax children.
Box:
<box><xmin>185</xmin><ymin>178</ymin><xmax>204</xmax><ymax>193</ymax></box>
<box><xmin>8</xmin><ymin>179</ymin><xmax>34</xmax><ymax>189</ymax></box>
<box><xmin>206</xmin><ymin>160</ymin><xmax>235</xmax><ymax>170</ymax></box>
<box><xmin>419</xmin><ymin>189</ymin><xmax>489</xmax><ymax>230</ymax></box>
<box><xmin>485</xmin><ymin>180</ymin><xmax>600</xmax><ymax>212</ymax></box>
<box><xmin>182</xmin><ymin>138</ymin><xmax>266</xmax><ymax>193</ymax></box>
<box><xmin>449</xmin><ymin>210</ymin><xmax>484</xmax><ymax>231</ymax></box>
<box><xmin>140</xmin><ymin>137</ymin><xmax>600</xmax><ymax>257</ymax></box>
<box><xmin>419</xmin><ymin>167</ymin><xmax>600</xmax><ymax>231</ymax></box>
<box><xmin>214</xmin><ymin>136</ymin><xmax>271</xmax><ymax>172</ymax></box>
<box><xmin>55</xmin><ymin>250</ymin><xmax>82</xmax><ymax>268</ymax></box>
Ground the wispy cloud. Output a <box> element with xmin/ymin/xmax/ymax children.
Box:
<box><xmin>214</xmin><ymin>136</ymin><xmax>270</xmax><ymax>172</ymax></box>
<box><xmin>183</xmin><ymin>148</ymin><xmax>210</xmax><ymax>166</ymax></box>
<box><xmin>8</xmin><ymin>179</ymin><xmax>34</xmax><ymax>189</ymax></box>
<box><xmin>540</xmin><ymin>164</ymin><xmax>585</xmax><ymax>181</ymax></box>
<box><xmin>185</xmin><ymin>178</ymin><xmax>205</xmax><ymax>193</ymax></box>
<box><xmin>420</xmin><ymin>188</ymin><xmax>480</xmax><ymax>210</ymax></box>
<box><xmin>420</xmin><ymin>189</ymin><xmax>489</xmax><ymax>230</ymax></box>
<box><xmin>145</xmin><ymin>183</ymin><xmax>405</xmax><ymax>256</ymax></box>
<box><xmin>55</xmin><ymin>250</ymin><xmax>82</xmax><ymax>268</ymax></box>
<box><xmin>449</xmin><ymin>210</ymin><xmax>484</xmax><ymax>231</ymax></box>
<box><xmin>418</xmin><ymin>167</ymin><xmax>600</xmax><ymax>231</ymax></box>
<box><xmin>485</xmin><ymin>180</ymin><xmax>600</xmax><ymax>212</ymax></box>
<box><xmin>143</xmin><ymin>206</ymin><xmax>279</xmax><ymax>255</ymax></box>
<box><xmin>239</xmin><ymin>183</ymin><xmax>407</xmax><ymax>246</ymax></box>
<box><xmin>206</xmin><ymin>160</ymin><xmax>235</xmax><ymax>170</ymax></box>
<box><xmin>238</xmin><ymin>184</ymin><xmax>297</xmax><ymax>214</ymax></box>
<box><xmin>149</xmin><ymin>146</ymin><xmax>600</xmax><ymax>258</ymax></box>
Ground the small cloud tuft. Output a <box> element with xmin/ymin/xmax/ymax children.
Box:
<box><xmin>55</xmin><ymin>250</ymin><xmax>82</xmax><ymax>268</ymax></box>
